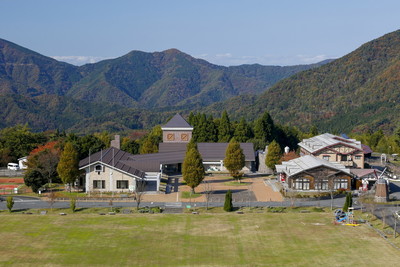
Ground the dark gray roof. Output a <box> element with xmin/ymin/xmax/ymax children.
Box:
<box><xmin>198</xmin><ymin>143</ymin><xmax>255</xmax><ymax>162</ymax></box>
<box><xmin>159</xmin><ymin>142</ymin><xmax>255</xmax><ymax>162</ymax></box>
<box><xmin>161</xmin><ymin>114</ymin><xmax>192</xmax><ymax>128</ymax></box>
<box><xmin>125</xmin><ymin>151</ymin><xmax>186</xmax><ymax>172</ymax></box>
<box><xmin>79</xmin><ymin>147</ymin><xmax>145</xmax><ymax>178</ymax></box>
<box><xmin>80</xmin><ymin>142</ymin><xmax>255</xmax><ymax>174</ymax></box>
<box><xmin>159</xmin><ymin>143</ymin><xmax>188</xmax><ymax>152</ymax></box>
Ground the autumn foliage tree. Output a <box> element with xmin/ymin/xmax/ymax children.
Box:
<box><xmin>182</xmin><ymin>143</ymin><xmax>205</xmax><ymax>193</ymax></box>
<box><xmin>224</xmin><ymin>139</ymin><xmax>245</xmax><ymax>182</ymax></box>
<box><xmin>24</xmin><ymin>141</ymin><xmax>61</xmax><ymax>192</ymax></box>
<box><xmin>57</xmin><ymin>142</ymin><xmax>80</xmax><ymax>191</ymax></box>
<box><xmin>265</xmin><ymin>140</ymin><xmax>282</xmax><ymax>172</ymax></box>
<box><xmin>280</xmin><ymin>151</ymin><xmax>299</xmax><ymax>162</ymax></box>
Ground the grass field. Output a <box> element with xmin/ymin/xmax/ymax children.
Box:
<box><xmin>0</xmin><ymin>212</ymin><xmax>399</xmax><ymax>266</ymax></box>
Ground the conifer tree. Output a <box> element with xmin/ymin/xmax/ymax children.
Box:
<box><xmin>195</xmin><ymin>114</ymin><xmax>208</xmax><ymax>142</ymax></box>
<box><xmin>224</xmin><ymin>190</ymin><xmax>233</xmax><ymax>212</ymax></box>
<box><xmin>182</xmin><ymin>144</ymin><xmax>204</xmax><ymax>193</ymax></box>
<box><xmin>343</xmin><ymin>193</ymin><xmax>350</xmax><ymax>212</ymax></box>
<box><xmin>6</xmin><ymin>196</ymin><xmax>14</xmax><ymax>213</ymax></box>
<box><xmin>265</xmin><ymin>140</ymin><xmax>282</xmax><ymax>172</ymax></box>
<box><xmin>188</xmin><ymin>111</ymin><xmax>195</xmax><ymax>126</ymax></box>
<box><xmin>206</xmin><ymin>115</ymin><xmax>218</xmax><ymax>142</ymax></box>
<box><xmin>57</xmin><ymin>142</ymin><xmax>80</xmax><ymax>191</ymax></box>
<box><xmin>218</xmin><ymin>110</ymin><xmax>232</xmax><ymax>142</ymax></box>
<box><xmin>224</xmin><ymin>139</ymin><xmax>245</xmax><ymax>182</ymax></box>
<box><xmin>254</xmin><ymin>111</ymin><xmax>275</xmax><ymax>144</ymax></box>
<box><xmin>234</xmin><ymin>117</ymin><xmax>252</xmax><ymax>142</ymax></box>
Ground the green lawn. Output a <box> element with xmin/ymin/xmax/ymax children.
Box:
<box><xmin>181</xmin><ymin>191</ymin><xmax>202</xmax><ymax>198</ymax></box>
<box><xmin>0</xmin><ymin>212</ymin><xmax>399</xmax><ymax>266</ymax></box>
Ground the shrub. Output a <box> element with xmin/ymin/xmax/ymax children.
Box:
<box><xmin>6</xmin><ymin>196</ymin><xmax>14</xmax><ymax>213</ymax></box>
<box><xmin>224</xmin><ymin>190</ymin><xmax>233</xmax><ymax>212</ymax></box>
<box><xmin>70</xmin><ymin>197</ymin><xmax>76</xmax><ymax>213</ymax></box>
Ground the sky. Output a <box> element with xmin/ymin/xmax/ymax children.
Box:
<box><xmin>1</xmin><ymin>0</ymin><xmax>400</xmax><ymax>66</ymax></box>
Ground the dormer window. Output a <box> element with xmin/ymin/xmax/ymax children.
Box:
<box><xmin>94</xmin><ymin>164</ymin><xmax>104</xmax><ymax>174</ymax></box>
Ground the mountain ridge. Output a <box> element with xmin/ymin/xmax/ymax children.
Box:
<box><xmin>0</xmin><ymin>37</ymin><xmax>330</xmax><ymax>132</ymax></box>
<box><xmin>205</xmin><ymin>29</ymin><xmax>400</xmax><ymax>133</ymax></box>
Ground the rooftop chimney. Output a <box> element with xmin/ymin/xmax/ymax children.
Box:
<box><xmin>110</xmin><ymin>135</ymin><xmax>120</xmax><ymax>149</ymax></box>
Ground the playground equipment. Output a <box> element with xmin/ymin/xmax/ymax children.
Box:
<box><xmin>334</xmin><ymin>207</ymin><xmax>359</xmax><ymax>226</ymax></box>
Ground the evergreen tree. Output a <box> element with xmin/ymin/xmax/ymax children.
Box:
<box><xmin>94</xmin><ymin>131</ymin><xmax>111</xmax><ymax>148</ymax></box>
<box><xmin>57</xmin><ymin>142</ymin><xmax>80</xmax><ymax>191</ymax></box>
<box><xmin>188</xmin><ymin>111</ymin><xmax>195</xmax><ymax>126</ymax></box>
<box><xmin>24</xmin><ymin>169</ymin><xmax>47</xmax><ymax>193</ymax></box>
<box><xmin>121</xmin><ymin>138</ymin><xmax>140</xmax><ymax>154</ymax></box>
<box><xmin>348</xmin><ymin>192</ymin><xmax>352</xmax><ymax>208</ymax></box>
<box><xmin>182</xmin><ymin>145</ymin><xmax>205</xmax><ymax>193</ymax></box>
<box><xmin>253</xmin><ymin>111</ymin><xmax>275</xmax><ymax>144</ymax></box>
<box><xmin>139</xmin><ymin>125</ymin><xmax>162</xmax><ymax>154</ymax></box>
<box><xmin>343</xmin><ymin>193</ymin><xmax>350</xmax><ymax>212</ymax></box>
<box><xmin>309</xmin><ymin>125</ymin><xmax>319</xmax><ymax>136</ymax></box>
<box><xmin>370</xmin><ymin>129</ymin><xmax>384</xmax><ymax>150</ymax></box>
<box><xmin>6</xmin><ymin>196</ymin><xmax>14</xmax><ymax>213</ymax></box>
<box><xmin>233</xmin><ymin>117</ymin><xmax>252</xmax><ymax>142</ymax></box>
<box><xmin>206</xmin><ymin>115</ymin><xmax>218</xmax><ymax>142</ymax></box>
<box><xmin>139</xmin><ymin>137</ymin><xmax>158</xmax><ymax>154</ymax></box>
<box><xmin>218</xmin><ymin>110</ymin><xmax>232</xmax><ymax>142</ymax></box>
<box><xmin>395</xmin><ymin>125</ymin><xmax>400</xmax><ymax>147</ymax></box>
<box><xmin>265</xmin><ymin>140</ymin><xmax>282</xmax><ymax>172</ymax></box>
<box><xmin>224</xmin><ymin>139</ymin><xmax>245</xmax><ymax>182</ymax></box>
<box><xmin>224</xmin><ymin>190</ymin><xmax>233</xmax><ymax>212</ymax></box>
<box><xmin>70</xmin><ymin>197</ymin><xmax>76</xmax><ymax>212</ymax></box>
<box><xmin>194</xmin><ymin>114</ymin><xmax>208</xmax><ymax>142</ymax></box>
<box><xmin>186</xmin><ymin>140</ymin><xmax>198</xmax><ymax>151</ymax></box>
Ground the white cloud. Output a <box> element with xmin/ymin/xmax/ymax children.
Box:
<box><xmin>51</xmin><ymin>56</ymin><xmax>109</xmax><ymax>66</ymax></box>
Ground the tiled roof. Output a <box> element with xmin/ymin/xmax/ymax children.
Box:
<box><xmin>276</xmin><ymin>155</ymin><xmax>350</xmax><ymax>177</ymax></box>
<box><xmin>79</xmin><ymin>147</ymin><xmax>146</xmax><ymax>178</ymax></box>
<box><xmin>161</xmin><ymin>114</ymin><xmax>193</xmax><ymax>129</ymax></box>
<box><xmin>299</xmin><ymin>133</ymin><xmax>362</xmax><ymax>153</ymax></box>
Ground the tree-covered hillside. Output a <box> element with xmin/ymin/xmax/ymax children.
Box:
<box><xmin>0</xmin><ymin>38</ymin><xmax>327</xmax><ymax>132</ymax></box>
<box><xmin>206</xmin><ymin>29</ymin><xmax>400</xmax><ymax>133</ymax></box>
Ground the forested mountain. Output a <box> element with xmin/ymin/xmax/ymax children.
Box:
<box><xmin>206</xmin><ymin>29</ymin><xmax>400</xmax><ymax>133</ymax></box>
<box><xmin>0</xmin><ymin>38</ymin><xmax>327</xmax><ymax>131</ymax></box>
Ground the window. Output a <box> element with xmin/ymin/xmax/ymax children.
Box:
<box><xmin>322</xmin><ymin>155</ymin><xmax>330</xmax><ymax>161</ymax></box>
<box><xmin>117</xmin><ymin>180</ymin><xmax>129</xmax><ymax>189</ymax></box>
<box><xmin>294</xmin><ymin>178</ymin><xmax>310</xmax><ymax>190</ymax></box>
<box><xmin>315</xmin><ymin>179</ymin><xmax>329</xmax><ymax>190</ymax></box>
<box><xmin>334</xmin><ymin>179</ymin><xmax>348</xmax><ymax>190</ymax></box>
<box><xmin>93</xmin><ymin>180</ymin><xmax>105</xmax><ymax>189</ymax></box>
<box><xmin>94</xmin><ymin>164</ymin><xmax>104</xmax><ymax>173</ymax></box>
<box><xmin>341</xmin><ymin>155</ymin><xmax>348</xmax><ymax>161</ymax></box>
<box><xmin>355</xmin><ymin>155</ymin><xmax>362</xmax><ymax>160</ymax></box>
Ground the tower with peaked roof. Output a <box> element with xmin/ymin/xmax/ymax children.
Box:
<box><xmin>161</xmin><ymin>114</ymin><xmax>193</xmax><ymax>143</ymax></box>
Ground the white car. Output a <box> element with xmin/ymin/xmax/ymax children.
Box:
<box><xmin>7</xmin><ymin>163</ymin><xmax>19</xmax><ymax>171</ymax></box>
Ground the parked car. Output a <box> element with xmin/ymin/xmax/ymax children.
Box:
<box><xmin>7</xmin><ymin>163</ymin><xmax>19</xmax><ymax>171</ymax></box>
